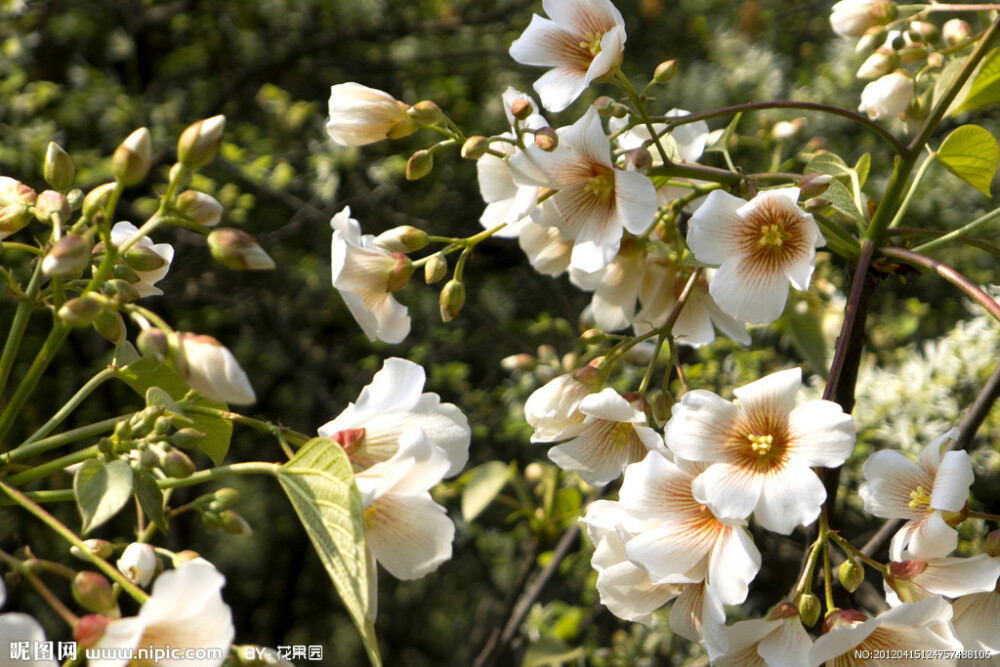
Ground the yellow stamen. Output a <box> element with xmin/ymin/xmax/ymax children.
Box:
<box><xmin>748</xmin><ymin>433</ymin><xmax>773</xmax><ymax>455</ymax></box>
<box><xmin>584</xmin><ymin>172</ymin><xmax>615</xmax><ymax>202</ymax></box>
<box><xmin>578</xmin><ymin>32</ymin><xmax>604</xmax><ymax>57</ymax></box>
<box><xmin>908</xmin><ymin>485</ymin><xmax>932</xmax><ymax>509</ymax></box>
<box><xmin>609</xmin><ymin>422</ymin><xmax>633</xmax><ymax>450</ymax></box>
<box><xmin>758</xmin><ymin>224</ymin><xmax>786</xmax><ymax>248</ymax></box>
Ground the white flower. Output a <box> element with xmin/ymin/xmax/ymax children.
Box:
<box><xmin>665</xmin><ymin>367</ymin><xmax>856</xmax><ymax>534</ymax></box>
<box><xmin>858</xmin><ymin>70</ymin><xmax>914</xmax><ymax>120</ymax></box>
<box><xmin>510</xmin><ymin>107</ymin><xmax>659</xmax><ymax>272</ymax></box>
<box><xmin>508</xmin><ymin>0</ymin><xmax>626</xmax><ymax>113</ymax></box>
<box><xmin>0</xmin><ymin>577</ymin><xmax>59</xmax><ymax>667</ymax></box>
<box><xmin>325</xmin><ymin>83</ymin><xmax>416</xmax><ymax>146</ymax></box>
<box><xmin>808</xmin><ymin>596</ymin><xmax>962</xmax><ymax>666</ymax></box>
<box><xmin>354</xmin><ymin>428</ymin><xmax>455</xmax><ymax>580</ymax></box>
<box><xmin>546</xmin><ymin>388</ymin><xmax>666</xmax><ymax>486</ymax></box>
<box><xmin>569</xmin><ymin>239</ymin><xmax>645</xmax><ymax>331</ymax></box>
<box><xmin>686</xmin><ymin>187</ymin><xmax>824</xmax><ymax>325</ymax></box>
<box><xmin>318</xmin><ymin>357</ymin><xmax>470</xmax><ymax>477</ymax></box>
<box><xmin>518</xmin><ymin>221</ymin><xmax>573</xmax><ymax>277</ymax></box>
<box><xmin>715</xmin><ymin>604</ymin><xmax>813</xmax><ymax>667</ymax></box>
<box><xmin>859</xmin><ymin>427</ymin><xmax>973</xmax><ymax>561</ymax></box>
<box><xmin>91</xmin><ymin>560</ymin><xmax>235</xmax><ymax>667</ymax></box>
<box><xmin>109</xmin><ymin>222</ymin><xmax>174</xmax><ymax>297</ymax></box>
<box><xmin>830</xmin><ymin>0</ymin><xmax>893</xmax><ymax>39</ymax></box>
<box><xmin>952</xmin><ymin>586</ymin><xmax>1000</xmax><ymax>653</ymax></box>
<box><xmin>524</xmin><ymin>365</ymin><xmax>602</xmax><ymax>442</ymax></box>
<box><xmin>885</xmin><ymin>554</ymin><xmax>1000</xmax><ymax>605</ymax></box>
<box><xmin>117</xmin><ymin>542</ymin><xmax>158</xmax><ymax>588</ymax></box>
<box><xmin>330</xmin><ymin>206</ymin><xmax>412</xmax><ymax>344</ymax></box>
<box><xmin>172</xmin><ymin>332</ymin><xmax>256</xmax><ymax>406</ymax></box>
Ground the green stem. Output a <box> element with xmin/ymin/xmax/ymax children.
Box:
<box><xmin>0</xmin><ymin>476</ymin><xmax>149</xmax><ymax>603</ymax></box>
<box><xmin>0</xmin><ymin>323</ymin><xmax>72</xmax><ymax>449</ymax></box>
<box><xmin>0</xmin><ymin>260</ymin><xmax>44</xmax><ymax>403</ymax></box>
<box><xmin>911</xmin><ymin>205</ymin><xmax>1000</xmax><ymax>253</ymax></box>
<box><xmin>0</xmin><ymin>551</ymin><xmax>80</xmax><ymax>627</ymax></box>
<box><xmin>6</xmin><ymin>445</ymin><xmax>99</xmax><ymax>487</ymax></box>
<box><xmin>180</xmin><ymin>403</ymin><xmax>311</xmax><ymax>447</ymax></box>
<box><xmin>5</xmin><ymin>415</ymin><xmax>127</xmax><ymax>464</ymax></box>
<box><xmin>156</xmin><ymin>461</ymin><xmax>280</xmax><ymax>490</ymax></box>
<box><xmin>21</xmin><ymin>368</ymin><xmax>117</xmax><ymax>447</ymax></box>
<box><xmin>888</xmin><ymin>151</ymin><xmax>938</xmax><ymax>230</ymax></box>
<box><xmin>0</xmin><ymin>241</ymin><xmax>43</xmax><ymax>255</ymax></box>
<box><xmin>614</xmin><ymin>71</ymin><xmax>671</xmax><ymax>165</ymax></box>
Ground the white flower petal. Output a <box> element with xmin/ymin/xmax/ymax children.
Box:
<box><xmin>753</xmin><ymin>462</ymin><xmax>826</xmax><ymax>534</ymax></box>
<box><xmin>693</xmin><ymin>462</ymin><xmax>764</xmax><ymax>524</ymax></box>
<box><xmin>709</xmin><ymin>259</ymin><xmax>792</xmax><ymax>324</ymax></box>
<box><xmin>364</xmin><ymin>492</ymin><xmax>454</xmax><ymax>580</ymax></box>
<box><xmin>929</xmin><ymin>450</ymin><xmax>974</xmax><ymax>512</ymax></box>
<box><xmin>707</xmin><ymin>526</ymin><xmax>761</xmax><ymax>605</ymax></box>
<box><xmin>685</xmin><ymin>190</ymin><xmax>745</xmax><ymax>265</ymax></box>
<box><xmin>664</xmin><ymin>390</ymin><xmax>740</xmax><ymax>463</ymax></box>
<box><xmin>891</xmin><ymin>512</ymin><xmax>958</xmax><ymax>561</ymax></box>
<box><xmin>786</xmin><ymin>400</ymin><xmax>856</xmax><ymax>467</ymax></box>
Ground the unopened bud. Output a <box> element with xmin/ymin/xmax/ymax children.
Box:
<box><xmin>103</xmin><ymin>278</ymin><xmax>141</xmax><ymax>304</ymax></box>
<box><xmin>943</xmin><ymin>19</ymin><xmax>972</xmax><ymax>46</ymax></box>
<box><xmin>857</xmin><ymin>48</ymin><xmax>898</xmax><ymax>79</ymax></box>
<box><xmin>510</xmin><ymin>98</ymin><xmax>534</xmax><ymax>121</ymax></box>
<box><xmin>178</xmin><ymin>115</ymin><xmax>225</xmax><ymax>169</ymax></box>
<box><xmin>219</xmin><ymin>509</ymin><xmax>253</xmax><ymax>535</ymax></box>
<box><xmin>169</xmin><ymin>162</ymin><xmax>192</xmax><ymax>190</ymax></box>
<box><xmin>838</xmin><ymin>556</ymin><xmax>864</xmax><ymax>593</ymax></box>
<box><xmin>112</xmin><ymin>128</ymin><xmax>153</xmax><ymax>186</ymax></box>
<box><xmin>386</xmin><ymin>253</ymin><xmax>414</xmax><ymax>292</ymax></box>
<box><xmin>75</xmin><ymin>614</ymin><xmax>111</xmax><ymax>649</ymax></box>
<box><xmin>579</xmin><ymin>329</ymin><xmax>605</xmax><ymax>345</ymax></box>
<box><xmin>175</xmin><ymin>190</ymin><xmax>223</xmax><ymax>227</ymax></box>
<box><xmin>34</xmin><ymin>190</ymin><xmax>71</xmax><ymax>223</ymax></box>
<box><xmin>653</xmin><ymin>59</ymin><xmax>678</xmax><ymax>83</ymax></box>
<box><xmin>439</xmin><ymin>279</ymin><xmax>465</xmax><ymax>322</ymax></box>
<box><xmin>406</xmin><ymin>150</ymin><xmax>434</xmax><ymax>181</ymax></box>
<box><xmin>214</xmin><ymin>488</ymin><xmax>240</xmax><ymax>508</ymax></box>
<box><xmin>796</xmin><ymin>591</ymin><xmax>821</xmax><ymax>627</ymax></box>
<box><xmin>593</xmin><ymin>96</ymin><xmax>618</xmax><ymax>117</ymax></box>
<box><xmin>909</xmin><ymin>21</ymin><xmax>938</xmax><ymax>43</ymax></box>
<box><xmin>799</xmin><ymin>173</ymin><xmax>833</xmax><ymax>199</ymax></box>
<box><xmin>624</xmin><ymin>147</ymin><xmax>652</xmax><ymax>172</ymax></box>
<box><xmin>171</xmin><ymin>427</ymin><xmax>206</xmax><ymax>449</ymax></box>
<box><xmin>898</xmin><ymin>45</ymin><xmax>927</xmax><ymax>65</ymax></box>
<box><xmin>771</xmin><ymin>118</ymin><xmax>806</xmax><ymax>141</ymax></box>
<box><xmin>870</xmin><ymin>0</ymin><xmax>897</xmax><ymax>24</ymax></box>
<box><xmin>112</xmin><ymin>264</ymin><xmax>140</xmax><ymax>284</ymax></box>
<box><xmin>123</xmin><ymin>244</ymin><xmax>169</xmax><ymax>272</ymax></box>
<box><xmin>59</xmin><ymin>296</ymin><xmax>103</xmax><ymax>327</ymax></box>
<box><xmin>207</xmin><ymin>228</ymin><xmax>275</xmax><ymax>270</ymax></box>
<box><xmin>42</xmin><ymin>234</ymin><xmax>90</xmax><ymax>278</ymax></box>
<box><xmin>500</xmin><ymin>353</ymin><xmax>535</xmax><ymax>372</ymax></box>
<box><xmin>70</xmin><ymin>539</ymin><xmax>113</xmax><ymax>561</ymax></box>
<box><xmin>72</xmin><ymin>572</ymin><xmax>118</xmax><ymax>614</ymax></box>
<box><xmin>534</xmin><ymin>127</ymin><xmax>558</xmax><ymax>151</ymax></box>
<box><xmin>856</xmin><ymin>26</ymin><xmax>886</xmax><ymax>53</ymax></box>
<box><xmin>44</xmin><ymin>142</ymin><xmax>75</xmax><ymax>190</ymax></box>
<box><xmin>407</xmin><ymin>100</ymin><xmax>444</xmax><ymax>124</ymax></box>
<box><xmin>0</xmin><ymin>204</ymin><xmax>32</xmax><ymax>237</ymax></box>
<box><xmin>82</xmin><ymin>182</ymin><xmax>117</xmax><ymax>221</ymax></box>
<box><xmin>987</xmin><ymin>529</ymin><xmax>1000</xmax><ymax>557</ymax></box>
<box><xmin>648</xmin><ymin>388</ymin><xmax>674</xmax><ymax>428</ymax></box>
<box><xmin>524</xmin><ymin>462</ymin><xmax>545</xmax><ymax>482</ymax></box>
<box><xmin>374</xmin><ymin>225</ymin><xmax>428</xmax><ymax>253</ymax></box>
<box><xmin>117</xmin><ymin>542</ymin><xmax>157</xmax><ymax>587</ymax></box>
<box><xmin>137</xmin><ymin>327</ymin><xmax>169</xmax><ymax>362</ymax></box>
<box><xmin>461</xmin><ymin>136</ymin><xmax>489</xmax><ymax>160</ymax></box>
<box><xmin>94</xmin><ymin>309</ymin><xmax>127</xmax><ymax>345</ymax></box>
<box><xmin>161</xmin><ymin>449</ymin><xmax>196</xmax><ymax>478</ymax></box>
<box><xmin>424</xmin><ymin>254</ymin><xmax>447</xmax><ymax>284</ymax></box>
<box><xmin>926</xmin><ymin>52</ymin><xmax>944</xmax><ymax>70</ymax></box>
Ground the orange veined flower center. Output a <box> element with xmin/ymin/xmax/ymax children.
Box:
<box><xmin>908</xmin><ymin>485</ymin><xmax>932</xmax><ymax>510</ymax></box>
<box><xmin>738</xmin><ymin>197</ymin><xmax>807</xmax><ymax>269</ymax></box>
<box><xmin>758</xmin><ymin>223</ymin><xmax>788</xmax><ymax>249</ymax></box>
<box><xmin>608</xmin><ymin>421</ymin><xmax>634</xmax><ymax>450</ymax></box>
<box><xmin>584</xmin><ymin>170</ymin><xmax>616</xmax><ymax>202</ymax></box>
<box><xmin>748</xmin><ymin>433</ymin><xmax>773</xmax><ymax>455</ymax></box>
<box><xmin>578</xmin><ymin>31</ymin><xmax>604</xmax><ymax>57</ymax></box>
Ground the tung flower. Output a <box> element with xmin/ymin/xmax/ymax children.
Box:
<box><xmin>171</xmin><ymin>332</ymin><xmax>256</xmax><ymax>406</ymax></box>
<box><xmin>508</xmin><ymin>0</ymin><xmax>626</xmax><ymax>112</ymax></box>
<box><xmin>686</xmin><ymin>187</ymin><xmax>824</xmax><ymax>325</ymax></box>
<box><xmin>117</xmin><ymin>542</ymin><xmax>157</xmax><ymax>588</ymax></box>
<box><xmin>325</xmin><ymin>83</ymin><xmax>416</xmax><ymax>146</ymax></box>
<box><xmin>830</xmin><ymin>0</ymin><xmax>896</xmax><ymax>39</ymax></box>
<box><xmin>524</xmin><ymin>364</ymin><xmax>602</xmax><ymax>442</ymax></box>
<box><xmin>664</xmin><ymin>367</ymin><xmax>856</xmax><ymax>534</ymax></box>
<box><xmin>858</xmin><ymin>70</ymin><xmax>914</xmax><ymax>120</ymax></box>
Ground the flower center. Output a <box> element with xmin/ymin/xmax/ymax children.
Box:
<box><xmin>584</xmin><ymin>171</ymin><xmax>616</xmax><ymax>202</ymax></box>
<box><xmin>748</xmin><ymin>433</ymin><xmax>773</xmax><ymax>455</ymax></box>
<box><xmin>758</xmin><ymin>223</ymin><xmax>787</xmax><ymax>249</ymax></box>
<box><xmin>578</xmin><ymin>31</ymin><xmax>604</xmax><ymax>57</ymax></box>
<box><xmin>609</xmin><ymin>421</ymin><xmax>634</xmax><ymax>450</ymax></box>
<box><xmin>908</xmin><ymin>485</ymin><xmax>932</xmax><ymax>510</ymax></box>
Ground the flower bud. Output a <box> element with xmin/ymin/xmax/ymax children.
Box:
<box><xmin>123</xmin><ymin>244</ymin><xmax>169</xmax><ymax>272</ymax></box>
<box><xmin>171</xmin><ymin>427</ymin><xmax>206</xmax><ymax>450</ymax></box>
<box><xmin>439</xmin><ymin>279</ymin><xmax>465</xmax><ymax>322</ymax></box>
<box><xmin>624</xmin><ymin>146</ymin><xmax>652</xmax><ymax>172</ymax></box>
<box><xmin>58</xmin><ymin>296</ymin><xmax>103</xmax><ymax>327</ymax></box>
<box><xmin>592</xmin><ymin>96</ymin><xmax>618</xmax><ymax>116</ymax></box>
<box><xmin>175</xmin><ymin>190</ymin><xmax>223</xmax><ymax>227</ymax></box>
<box><xmin>171</xmin><ymin>331</ymin><xmax>256</xmax><ymax>405</ymax></box>
<box><xmin>382</xmin><ymin>253</ymin><xmax>413</xmax><ymax>293</ymax></box>
<box><xmin>44</xmin><ymin>142</ymin><xmax>75</xmax><ymax>190</ymax></box>
<box><xmin>219</xmin><ymin>509</ymin><xmax>253</xmax><ymax>535</ymax></box>
<box><xmin>112</xmin><ymin>128</ymin><xmax>153</xmax><ymax>186</ymax></box>
<box><xmin>771</xmin><ymin>118</ymin><xmax>806</xmax><ymax>141</ymax></box>
<box><xmin>70</xmin><ymin>539</ymin><xmax>113</xmax><ymax>561</ymax></box>
<box><xmin>501</xmin><ymin>353</ymin><xmax>535</xmax><ymax>372</ymax></box>
<box><xmin>207</xmin><ymin>228</ymin><xmax>275</xmax><ymax>270</ymax></box>
<box><xmin>909</xmin><ymin>20</ymin><xmax>938</xmax><ymax>43</ymax></box>
<box><xmin>82</xmin><ymin>182</ymin><xmax>117</xmax><ymax>221</ymax></box>
<box><xmin>72</xmin><ymin>572</ymin><xmax>118</xmax><ymax>614</ymax></box>
<box><xmin>926</xmin><ymin>52</ymin><xmax>944</xmax><ymax>70</ymax></box>
<box><xmin>524</xmin><ymin>462</ymin><xmax>545</xmax><ymax>482</ymax></box>
<box><xmin>461</xmin><ymin>136</ymin><xmax>490</xmax><ymax>160</ymax></box>
<box><xmin>855</xmin><ymin>26</ymin><xmax>886</xmax><ymax>52</ymax></box>
<box><xmin>796</xmin><ymin>591</ymin><xmax>821</xmax><ymax>627</ymax></box>
<box><xmin>424</xmin><ymin>254</ymin><xmax>447</xmax><ymax>284</ymax></box>
<box><xmin>161</xmin><ymin>449</ymin><xmax>196</xmax><ymax>478</ymax></box>
<box><xmin>94</xmin><ymin>309</ymin><xmax>127</xmax><ymax>345</ymax></box>
<box><xmin>406</xmin><ymin>150</ymin><xmax>434</xmax><ymax>181</ymax></box>
<box><xmin>857</xmin><ymin>48</ymin><xmax>898</xmax><ymax>79</ymax></box>
<box><xmin>534</xmin><ymin>127</ymin><xmax>559</xmax><ymax>151</ymax></box>
<box><xmin>137</xmin><ymin>327</ymin><xmax>169</xmax><ymax>362</ymax></box>
<box><xmin>799</xmin><ymin>173</ymin><xmax>833</xmax><ymax>199</ymax></box>
<box><xmin>579</xmin><ymin>328</ymin><xmax>605</xmax><ymax>345</ymax></box>
<box><xmin>103</xmin><ymin>278</ymin><xmax>141</xmax><ymax>304</ymax></box>
<box><xmin>943</xmin><ymin>19</ymin><xmax>972</xmax><ymax>46</ymax></box>
<box><xmin>214</xmin><ymin>487</ymin><xmax>240</xmax><ymax>508</ymax></box>
<box><xmin>509</xmin><ymin>98</ymin><xmax>534</xmax><ymax>121</ymax></box>
<box><xmin>117</xmin><ymin>542</ymin><xmax>157</xmax><ymax>587</ymax></box>
<box><xmin>648</xmin><ymin>388</ymin><xmax>673</xmax><ymax>428</ymax></box>
<box><xmin>653</xmin><ymin>59</ymin><xmax>678</xmax><ymax>83</ymax></box>
<box><xmin>831</xmin><ymin>0</ymin><xmax>896</xmax><ymax>39</ymax></box>
<box><xmin>838</xmin><ymin>556</ymin><xmax>864</xmax><ymax>593</ymax></box>
<box><xmin>169</xmin><ymin>162</ymin><xmax>192</xmax><ymax>189</ymax></box>
<box><xmin>374</xmin><ymin>225</ymin><xmax>428</xmax><ymax>253</ymax></box>
<box><xmin>42</xmin><ymin>234</ymin><xmax>90</xmax><ymax>278</ymax></box>
<box><xmin>178</xmin><ymin>115</ymin><xmax>225</xmax><ymax>169</ymax></box>
<box><xmin>0</xmin><ymin>204</ymin><xmax>32</xmax><ymax>238</ymax></box>
<box><xmin>75</xmin><ymin>614</ymin><xmax>111</xmax><ymax>649</ymax></box>
<box><xmin>898</xmin><ymin>45</ymin><xmax>927</xmax><ymax>65</ymax></box>
<box><xmin>987</xmin><ymin>529</ymin><xmax>1000</xmax><ymax>557</ymax></box>
<box><xmin>34</xmin><ymin>190</ymin><xmax>71</xmax><ymax>224</ymax></box>
<box><xmin>406</xmin><ymin>100</ymin><xmax>444</xmax><ymax>125</ymax></box>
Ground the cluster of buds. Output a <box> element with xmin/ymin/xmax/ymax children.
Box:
<box><xmin>194</xmin><ymin>487</ymin><xmax>252</xmax><ymax>535</ymax></box>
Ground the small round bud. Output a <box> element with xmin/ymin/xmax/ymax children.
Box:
<box><xmin>500</xmin><ymin>353</ymin><xmax>535</xmax><ymax>372</ymax></box>
<box><xmin>161</xmin><ymin>449</ymin><xmax>196</xmax><ymax>479</ymax></box>
<box><xmin>171</xmin><ymin>427</ymin><xmax>206</xmax><ymax>449</ymax></box>
<box><xmin>112</xmin><ymin>264</ymin><xmax>140</xmax><ymax>284</ymax></box>
<box><xmin>838</xmin><ymin>556</ymin><xmax>865</xmax><ymax>593</ymax></box>
<box><xmin>207</xmin><ymin>228</ymin><xmax>276</xmax><ymax>270</ymax></box>
<box><xmin>70</xmin><ymin>539</ymin><xmax>113</xmax><ymax>561</ymax></box>
<box><xmin>72</xmin><ymin>572</ymin><xmax>118</xmax><ymax>614</ymax></box>
<box><xmin>524</xmin><ymin>462</ymin><xmax>545</xmax><ymax>482</ymax></box>
<box><xmin>374</xmin><ymin>225</ymin><xmax>429</xmax><ymax>253</ymax></box>
<box><xmin>534</xmin><ymin>127</ymin><xmax>559</xmax><ymax>152</ymax></box>
<box><xmin>856</xmin><ymin>26</ymin><xmax>886</xmax><ymax>53</ymax></box>
<box><xmin>799</xmin><ymin>173</ymin><xmax>833</xmax><ymax>199</ymax></box>
<box><xmin>117</xmin><ymin>542</ymin><xmax>157</xmax><ymax>587</ymax></box>
<box><xmin>0</xmin><ymin>204</ymin><xmax>32</xmax><ymax>237</ymax></box>
<box><xmin>592</xmin><ymin>96</ymin><xmax>618</xmax><ymax>116</ymax></box>
<box><xmin>771</xmin><ymin>118</ymin><xmax>806</xmax><ymax>141</ymax></box>
<box><xmin>648</xmin><ymin>388</ymin><xmax>674</xmax><ymax>428</ymax></box>
<box><xmin>103</xmin><ymin>278</ymin><xmax>141</xmax><ymax>304</ymax></box>
<box><xmin>175</xmin><ymin>190</ymin><xmax>223</xmax><ymax>227</ymax></box>
<box><xmin>461</xmin><ymin>136</ymin><xmax>489</xmax><ymax>160</ymax></box>
<box><xmin>137</xmin><ymin>327</ymin><xmax>169</xmax><ymax>362</ymax></box>
<box><xmin>386</xmin><ymin>253</ymin><xmax>415</xmax><ymax>292</ymax></box>
<box><xmin>178</xmin><ymin>115</ymin><xmax>225</xmax><ymax>169</ymax></box>
<box><xmin>219</xmin><ymin>509</ymin><xmax>253</xmax><ymax>535</ymax></box>
<box><xmin>579</xmin><ymin>329</ymin><xmax>605</xmax><ymax>345</ymax></box>
<box><xmin>857</xmin><ymin>48</ymin><xmax>899</xmax><ymax>80</ymax></box>
<box><xmin>942</xmin><ymin>19</ymin><xmax>972</xmax><ymax>46</ymax></box>
<box><xmin>59</xmin><ymin>296</ymin><xmax>103</xmax><ymax>327</ymax></box>
<box><xmin>653</xmin><ymin>59</ymin><xmax>678</xmax><ymax>83</ymax></box>
<box><xmin>82</xmin><ymin>182</ymin><xmax>117</xmax><ymax>221</ymax></box>
<box><xmin>406</xmin><ymin>150</ymin><xmax>434</xmax><ymax>181</ymax></box>
<box><xmin>42</xmin><ymin>234</ymin><xmax>90</xmax><ymax>278</ymax></box>
<box><xmin>439</xmin><ymin>279</ymin><xmax>465</xmax><ymax>322</ymax></box>
<box><xmin>214</xmin><ymin>487</ymin><xmax>240</xmax><ymax>508</ymax></box>
<box><xmin>75</xmin><ymin>614</ymin><xmax>111</xmax><ymax>649</ymax></box>
<box><xmin>202</xmin><ymin>511</ymin><xmax>223</xmax><ymax>530</ymax></box>
<box><xmin>94</xmin><ymin>309</ymin><xmax>127</xmax><ymax>345</ymax></box>
<box><xmin>624</xmin><ymin>146</ymin><xmax>652</xmax><ymax>172</ymax></box>
<box><xmin>153</xmin><ymin>415</ymin><xmax>173</xmax><ymax>436</ymax></box>
<box><xmin>870</xmin><ymin>0</ymin><xmax>897</xmax><ymax>24</ymax></box>
<box><xmin>112</xmin><ymin>128</ymin><xmax>153</xmax><ymax>186</ymax></box>
<box><xmin>424</xmin><ymin>254</ymin><xmax>448</xmax><ymax>284</ymax></box>
<box><xmin>796</xmin><ymin>591</ymin><xmax>821</xmax><ymax>627</ymax></box>
<box><xmin>123</xmin><ymin>244</ymin><xmax>169</xmax><ymax>272</ymax></box>
<box><xmin>926</xmin><ymin>52</ymin><xmax>944</xmax><ymax>70</ymax></box>
<box><xmin>898</xmin><ymin>45</ymin><xmax>927</xmax><ymax>66</ymax></box>
<box><xmin>510</xmin><ymin>98</ymin><xmax>534</xmax><ymax>121</ymax></box>
<box><xmin>406</xmin><ymin>100</ymin><xmax>444</xmax><ymax>125</ymax></box>
<box><xmin>986</xmin><ymin>529</ymin><xmax>1000</xmax><ymax>557</ymax></box>
<box><xmin>44</xmin><ymin>142</ymin><xmax>75</xmax><ymax>190</ymax></box>
<box><xmin>67</xmin><ymin>188</ymin><xmax>84</xmax><ymax>210</ymax></box>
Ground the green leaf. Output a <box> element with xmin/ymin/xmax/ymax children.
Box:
<box><xmin>144</xmin><ymin>387</ymin><xmax>193</xmax><ymax>425</ymax></box>
<box><xmin>705</xmin><ymin>112</ymin><xmax>741</xmax><ymax>152</ymax></box>
<box><xmin>523</xmin><ymin>637</ymin><xmax>585</xmax><ymax>667</ymax></box>
<box><xmin>938</xmin><ymin>124</ymin><xmax>999</xmax><ymax>197</ymax></box>
<box><xmin>805</xmin><ymin>152</ymin><xmax>852</xmax><ymax>180</ymax></box>
<box><xmin>112</xmin><ymin>342</ymin><xmax>141</xmax><ymax>368</ymax></box>
<box><xmin>275</xmin><ymin>438</ymin><xmax>380</xmax><ymax>666</ymax></box>
<box><xmin>460</xmin><ymin>461</ymin><xmax>511</xmax><ymax>521</ymax></box>
<box><xmin>933</xmin><ymin>56</ymin><xmax>968</xmax><ymax>113</ymax></box>
<box><xmin>74</xmin><ymin>459</ymin><xmax>134</xmax><ymax>534</ymax></box>
<box><xmin>116</xmin><ymin>358</ymin><xmax>232</xmax><ymax>465</ymax></box>
<box><xmin>955</xmin><ymin>46</ymin><xmax>1000</xmax><ymax>114</ymax></box>
<box><xmin>134</xmin><ymin>469</ymin><xmax>166</xmax><ymax>532</ymax></box>
<box><xmin>854</xmin><ymin>153</ymin><xmax>871</xmax><ymax>188</ymax></box>
<box><xmin>811</xmin><ymin>179</ymin><xmax>865</xmax><ymax>222</ymax></box>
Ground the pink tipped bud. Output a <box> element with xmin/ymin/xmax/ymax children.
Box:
<box><xmin>178</xmin><ymin>115</ymin><xmax>226</xmax><ymax>169</ymax></box>
<box><xmin>385</xmin><ymin>253</ymin><xmax>414</xmax><ymax>292</ymax></box>
<box><xmin>330</xmin><ymin>427</ymin><xmax>367</xmax><ymax>454</ymax></box>
<box><xmin>42</xmin><ymin>234</ymin><xmax>90</xmax><ymax>278</ymax></box>
<box><xmin>34</xmin><ymin>190</ymin><xmax>71</xmax><ymax>223</ymax></box>
<box><xmin>943</xmin><ymin>19</ymin><xmax>972</xmax><ymax>46</ymax></box>
<box><xmin>406</xmin><ymin>150</ymin><xmax>434</xmax><ymax>181</ymax></box>
<box><xmin>987</xmin><ymin>529</ymin><xmax>1000</xmax><ymax>557</ymax></box>
<box><xmin>44</xmin><ymin>142</ymin><xmax>75</xmax><ymax>190</ymax></box>
<box><xmin>207</xmin><ymin>228</ymin><xmax>275</xmax><ymax>270</ymax></box>
<box><xmin>624</xmin><ymin>146</ymin><xmax>652</xmax><ymax>172</ymax></box>
<box><xmin>175</xmin><ymin>190</ymin><xmax>223</xmax><ymax>227</ymax></box>
<box><xmin>439</xmin><ymin>279</ymin><xmax>465</xmax><ymax>322</ymax></box>
<box><xmin>70</xmin><ymin>539</ymin><xmax>113</xmax><ymax>561</ymax></box>
<box><xmin>112</xmin><ymin>128</ymin><xmax>153</xmax><ymax>186</ymax></box>
<box><xmin>137</xmin><ymin>327</ymin><xmax>169</xmax><ymax>362</ymax></box>
<box><xmin>75</xmin><ymin>614</ymin><xmax>112</xmax><ymax>648</ymax></box>
<box><xmin>72</xmin><ymin>572</ymin><xmax>118</xmax><ymax>614</ymax></box>
<box><xmin>888</xmin><ymin>559</ymin><xmax>927</xmax><ymax>580</ymax></box>
<box><xmin>799</xmin><ymin>173</ymin><xmax>833</xmax><ymax>199</ymax></box>
<box><xmin>374</xmin><ymin>225</ymin><xmax>428</xmax><ymax>253</ymax></box>
<box><xmin>534</xmin><ymin>127</ymin><xmax>559</xmax><ymax>151</ymax></box>
<box><xmin>509</xmin><ymin>98</ymin><xmax>534</xmax><ymax>121</ymax></box>
<box><xmin>171</xmin><ymin>331</ymin><xmax>256</xmax><ymax>405</ymax></box>
<box><xmin>461</xmin><ymin>136</ymin><xmax>489</xmax><ymax>160</ymax></box>
<box><xmin>0</xmin><ymin>204</ymin><xmax>31</xmax><ymax>238</ymax></box>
